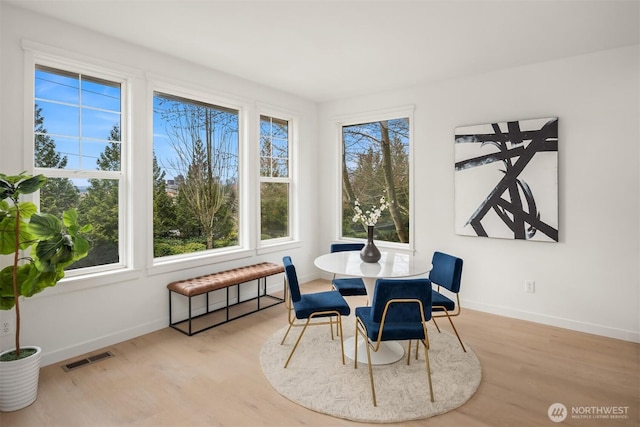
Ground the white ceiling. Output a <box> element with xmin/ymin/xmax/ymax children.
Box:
<box><xmin>5</xmin><ymin>0</ymin><xmax>639</xmax><ymax>102</ymax></box>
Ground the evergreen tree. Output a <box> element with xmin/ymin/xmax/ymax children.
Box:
<box><xmin>76</xmin><ymin>125</ymin><xmax>121</xmax><ymax>267</ymax></box>
<box><xmin>34</xmin><ymin>104</ymin><xmax>79</xmax><ymax>216</ymax></box>
<box><xmin>152</xmin><ymin>153</ymin><xmax>177</xmax><ymax>240</ymax></box>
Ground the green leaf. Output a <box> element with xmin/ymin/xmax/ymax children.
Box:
<box><xmin>34</xmin><ymin>236</ymin><xmax>73</xmax><ymax>272</ymax></box>
<box><xmin>15</xmin><ymin>174</ymin><xmax>46</xmax><ymax>195</ymax></box>
<box><xmin>0</xmin><ymin>179</ymin><xmax>11</xmax><ymax>200</ymax></box>
<box><xmin>16</xmin><ymin>264</ymin><xmax>42</xmax><ymax>297</ymax></box>
<box><xmin>0</xmin><ymin>172</ymin><xmax>29</xmax><ymax>184</ymax></box>
<box><xmin>21</xmin><ymin>268</ymin><xmax>61</xmax><ymax>297</ymax></box>
<box><xmin>0</xmin><ymin>265</ymin><xmax>16</xmax><ymax>297</ymax></box>
<box><xmin>62</xmin><ymin>209</ymin><xmax>78</xmax><ymax>228</ymax></box>
<box><xmin>0</xmin><ymin>216</ymin><xmax>33</xmax><ymax>254</ymax></box>
<box><xmin>0</xmin><ymin>263</ymin><xmax>40</xmax><ymax>306</ymax></box>
<box><xmin>16</xmin><ymin>201</ymin><xmax>38</xmax><ymax>220</ymax></box>
<box><xmin>28</xmin><ymin>213</ymin><xmax>62</xmax><ymax>239</ymax></box>
<box><xmin>72</xmin><ymin>234</ymin><xmax>90</xmax><ymax>259</ymax></box>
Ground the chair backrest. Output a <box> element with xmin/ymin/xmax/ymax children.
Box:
<box><xmin>282</xmin><ymin>256</ymin><xmax>302</xmax><ymax>302</ymax></box>
<box><xmin>369</xmin><ymin>278</ymin><xmax>432</xmax><ymax>323</ymax></box>
<box><xmin>429</xmin><ymin>251</ymin><xmax>463</xmax><ymax>293</ymax></box>
<box><xmin>330</xmin><ymin>243</ymin><xmax>365</xmax><ymax>253</ymax></box>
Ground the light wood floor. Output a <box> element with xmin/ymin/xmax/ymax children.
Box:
<box><xmin>2</xmin><ymin>280</ymin><xmax>638</xmax><ymax>427</ymax></box>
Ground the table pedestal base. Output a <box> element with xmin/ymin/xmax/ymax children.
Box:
<box><xmin>343</xmin><ymin>336</ymin><xmax>404</xmax><ymax>365</ymax></box>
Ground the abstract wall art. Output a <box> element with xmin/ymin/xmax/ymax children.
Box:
<box><xmin>454</xmin><ymin>117</ymin><xmax>558</xmax><ymax>242</ymax></box>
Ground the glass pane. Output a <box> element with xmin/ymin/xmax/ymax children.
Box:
<box><xmin>39</xmin><ymin>177</ymin><xmax>120</xmax><ymax>269</ymax></box>
<box><xmin>152</xmin><ymin>92</ymin><xmax>240</xmax><ymax>258</ymax></box>
<box><xmin>82</xmin><ymin>109</ymin><xmax>121</xmax><ymax>140</ymax></box>
<box><xmin>261</xmin><ymin>182</ymin><xmax>289</xmax><ymax>240</ymax></box>
<box><xmin>81</xmin><ymin>141</ymin><xmax>121</xmax><ymax>171</ymax></box>
<box><xmin>81</xmin><ymin>77</ymin><xmax>121</xmax><ymax>111</ymax></box>
<box><xmin>260</xmin><ymin>115</ymin><xmax>289</xmax><ymax>178</ymax></box>
<box><xmin>35</xmin><ymin>135</ymin><xmax>80</xmax><ymax>170</ymax></box>
<box><xmin>259</xmin><ymin>118</ymin><xmax>271</xmax><ymax>136</ymax></box>
<box><xmin>341</xmin><ymin>118</ymin><xmax>410</xmax><ymax>243</ymax></box>
<box><xmin>272</xmin><ymin>138</ymin><xmax>288</xmax><ymax>160</ymax></box>
<box><xmin>273</xmin><ymin>159</ymin><xmax>288</xmax><ymax>177</ymax></box>
<box><xmin>271</xmin><ymin>121</ymin><xmax>288</xmax><ymax>140</ymax></box>
<box><xmin>34</xmin><ymin>66</ymin><xmax>122</xmax><ymax>173</ymax></box>
<box><xmin>35</xmin><ymin>67</ymin><xmax>79</xmax><ymax>104</ymax></box>
<box><xmin>36</xmin><ymin>101</ymin><xmax>79</xmax><ymax>137</ymax></box>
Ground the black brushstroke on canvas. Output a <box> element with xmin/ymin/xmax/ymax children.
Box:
<box><xmin>455</xmin><ymin>118</ymin><xmax>558</xmax><ymax>241</ymax></box>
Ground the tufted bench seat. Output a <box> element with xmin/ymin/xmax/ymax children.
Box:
<box><xmin>168</xmin><ymin>262</ymin><xmax>285</xmax><ymax>336</ymax></box>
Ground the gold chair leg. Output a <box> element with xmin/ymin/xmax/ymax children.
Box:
<box><xmin>423</xmin><ymin>338</ymin><xmax>434</xmax><ymax>402</ymax></box>
<box><xmin>445</xmin><ymin>314</ymin><xmax>466</xmax><ymax>352</ymax></box>
<box><xmin>365</xmin><ymin>336</ymin><xmax>377</xmax><ymax>407</ymax></box>
<box><xmin>284</xmin><ymin>318</ymin><xmax>311</xmax><ymax>368</ymax></box>
<box><xmin>336</xmin><ymin>315</ymin><xmax>346</xmax><ymax>365</ymax></box>
<box><xmin>435</xmin><ymin>311</ymin><xmax>466</xmax><ymax>352</ymax></box>
<box><xmin>329</xmin><ymin>317</ymin><xmax>335</xmax><ymax>340</ymax></box>
<box><xmin>354</xmin><ymin>322</ymin><xmax>360</xmax><ymax>368</ymax></box>
<box><xmin>280</xmin><ymin>323</ymin><xmax>294</xmax><ymax>345</ymax></box>
<box><xmin>432</xmin><ymin>316</ymin><xmax>442</xmax><ymax>333</ymax></box>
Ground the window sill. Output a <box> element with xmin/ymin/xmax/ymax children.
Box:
<box><xmin>28</xmin><ymin>267</ymin><xmax>141</xmax><ymax>299</ymax></box>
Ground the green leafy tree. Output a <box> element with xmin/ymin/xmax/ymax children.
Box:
<box><xmin>152</xmin><ymin>153</ymin><xmax>177</xmax><ymax>241</ymax></box>
<box><xmin>34</xmin><ymin>104</ymin><xmax>79</xmax><ymax>216</ymax></box>
<box><xmin>76</xmin><ymin>125</ymin><xmax>121</xmax><ymax>267</ymax></box>
<box><xmin>342</xmin><ymin>118</ymin><xmax>410</xmax><ymax>242</ymax></box>
<box><xmin>155</xmin><ymin>96</ymin><xmax>238</xmax><ymax>251</ymax></box>
<box><xmin>260</xmin><ymin>183</ymin><xmax>288</xmax><ymax>239</ymax></box>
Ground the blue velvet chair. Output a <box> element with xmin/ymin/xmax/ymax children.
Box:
<box><xmin>430</xmin><ymin>251</ymin><xmax>466</xmax><ymax>352</ymax></box>
<box><xmin>329</xmin><ymin>243</ymin><xmax>367</xmax><ymax>297</ymax></box>
<box><xmin>355</xmin><ymin>278</ymin><xmax>434</xmax><ymax>406</ymax></box>
<box><xmin>281</xmin><ymin>256</ymin><xmax>351</xmax><ymax>368</ymax></box>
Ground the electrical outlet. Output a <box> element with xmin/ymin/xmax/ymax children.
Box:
<box><xmin>525</xmin><ymin>280</ymin><xmax>536</xmax><ymax>294</ymax></box>
<box><xmin>1</xmin><ymin>319</ymin><xmax>12</xmax><ymax>336</ymax></box>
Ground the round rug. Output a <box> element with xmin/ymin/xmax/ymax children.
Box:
<box><xmin>259</xmin><ymin>318</ymin><xmax>482</xmax><ymax>423</ymax></box>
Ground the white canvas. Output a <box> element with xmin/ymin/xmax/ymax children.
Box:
<box><xmin>454</xmin><ymin>117</ymin><xmax>558</xmax><ymax>242</ymax></box>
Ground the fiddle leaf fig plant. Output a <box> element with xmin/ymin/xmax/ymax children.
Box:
<box><xmin>0</xmin><ymin>172</ymin><xmax>92</xmax><ymax>360</ymax></box>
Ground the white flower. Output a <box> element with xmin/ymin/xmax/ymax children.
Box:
<box><xmin>352</xmin><ymin>196</ymin><xmax>390</xmax><ymax>227</ymax></box>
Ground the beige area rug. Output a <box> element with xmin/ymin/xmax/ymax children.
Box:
<box><xmin>259</xmin><ymin>316</ymin><xmax>482</xmax><ymax>423</ymax></box>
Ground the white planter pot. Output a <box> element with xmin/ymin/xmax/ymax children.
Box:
<box><xmin>0</xmin><ymin>346</ymin><xmax>42</xmax><ymax>412</ymax></box>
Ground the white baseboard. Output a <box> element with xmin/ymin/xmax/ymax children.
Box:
<box><xmin>462</xmin><ymin>299</ymin><xmax>640</xmax><ymax>343</ymax></box>
<box><xmin>41</xmin><ymin>319</ymin><xmax>167</xmax><ymax>367</ymax></box>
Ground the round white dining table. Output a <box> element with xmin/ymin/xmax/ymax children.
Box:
<box><xmin>314</xmin><ymin>249</ymin><xmax>432</xmax><ymax>365</ymax></box>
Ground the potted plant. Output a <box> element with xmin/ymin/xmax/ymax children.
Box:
<box><xmin>0</xmin><ymin>172</ymin><xmax>91</xmax><ymax>412</ymax></box>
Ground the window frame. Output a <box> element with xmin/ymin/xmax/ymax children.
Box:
<box><xmin>149</xmin><ymin>78</ymin><xmax>252</xmax><ymax>270</ymax></box>
<box><xmin>25</xmin><ymin>49</ymin><xmax>132</xmax><ymax>278</ymax></box>
<box><xmin>257</xmin><ymin>110</ymin><xmax>296</xmax><ymax>247</ymax></box>
<box><xmin>335</xmin><ymin>106</ymin><xmax>415</xmax><ymax>251</ymax></box>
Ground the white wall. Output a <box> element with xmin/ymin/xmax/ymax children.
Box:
<box><xmin>0</xmin><ymin>4</ymin><xmax>321</xmax><ymax>366</ymax></box>
<box><xmin>318</xmin><ymin>45</ymin><xmax>640</xmax><ymax>342</ymax></box>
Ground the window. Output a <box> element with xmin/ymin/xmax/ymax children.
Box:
<box><xmin>34</xmin><ymin>64</ymin><xmax>125</xmax><ymax>270</ymax></box>
<box><xmin>259</xmin><ymin>115</ymin><xmax>291</xmax><ymax>241</ymax></box>
<box><xmin>152</xmin><ymin>92</ymin><xmax>240</xmax><ymax>258</ymax></box>
<box><xmin>341</xmin><ymin>117</ymin><xmax>411</xmax><ymax>244</ymax></box>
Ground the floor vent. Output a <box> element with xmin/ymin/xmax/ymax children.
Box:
<box><xmin>62</xmin><ymin>351</ymin><xmax>114</xmax><ymax>372</ymax></box>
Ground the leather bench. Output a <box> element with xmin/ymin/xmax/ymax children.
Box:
<box><xmin>167</xmin><ymin>262</ymin><xmax>285</xmax><ymax>336</ymax></box>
